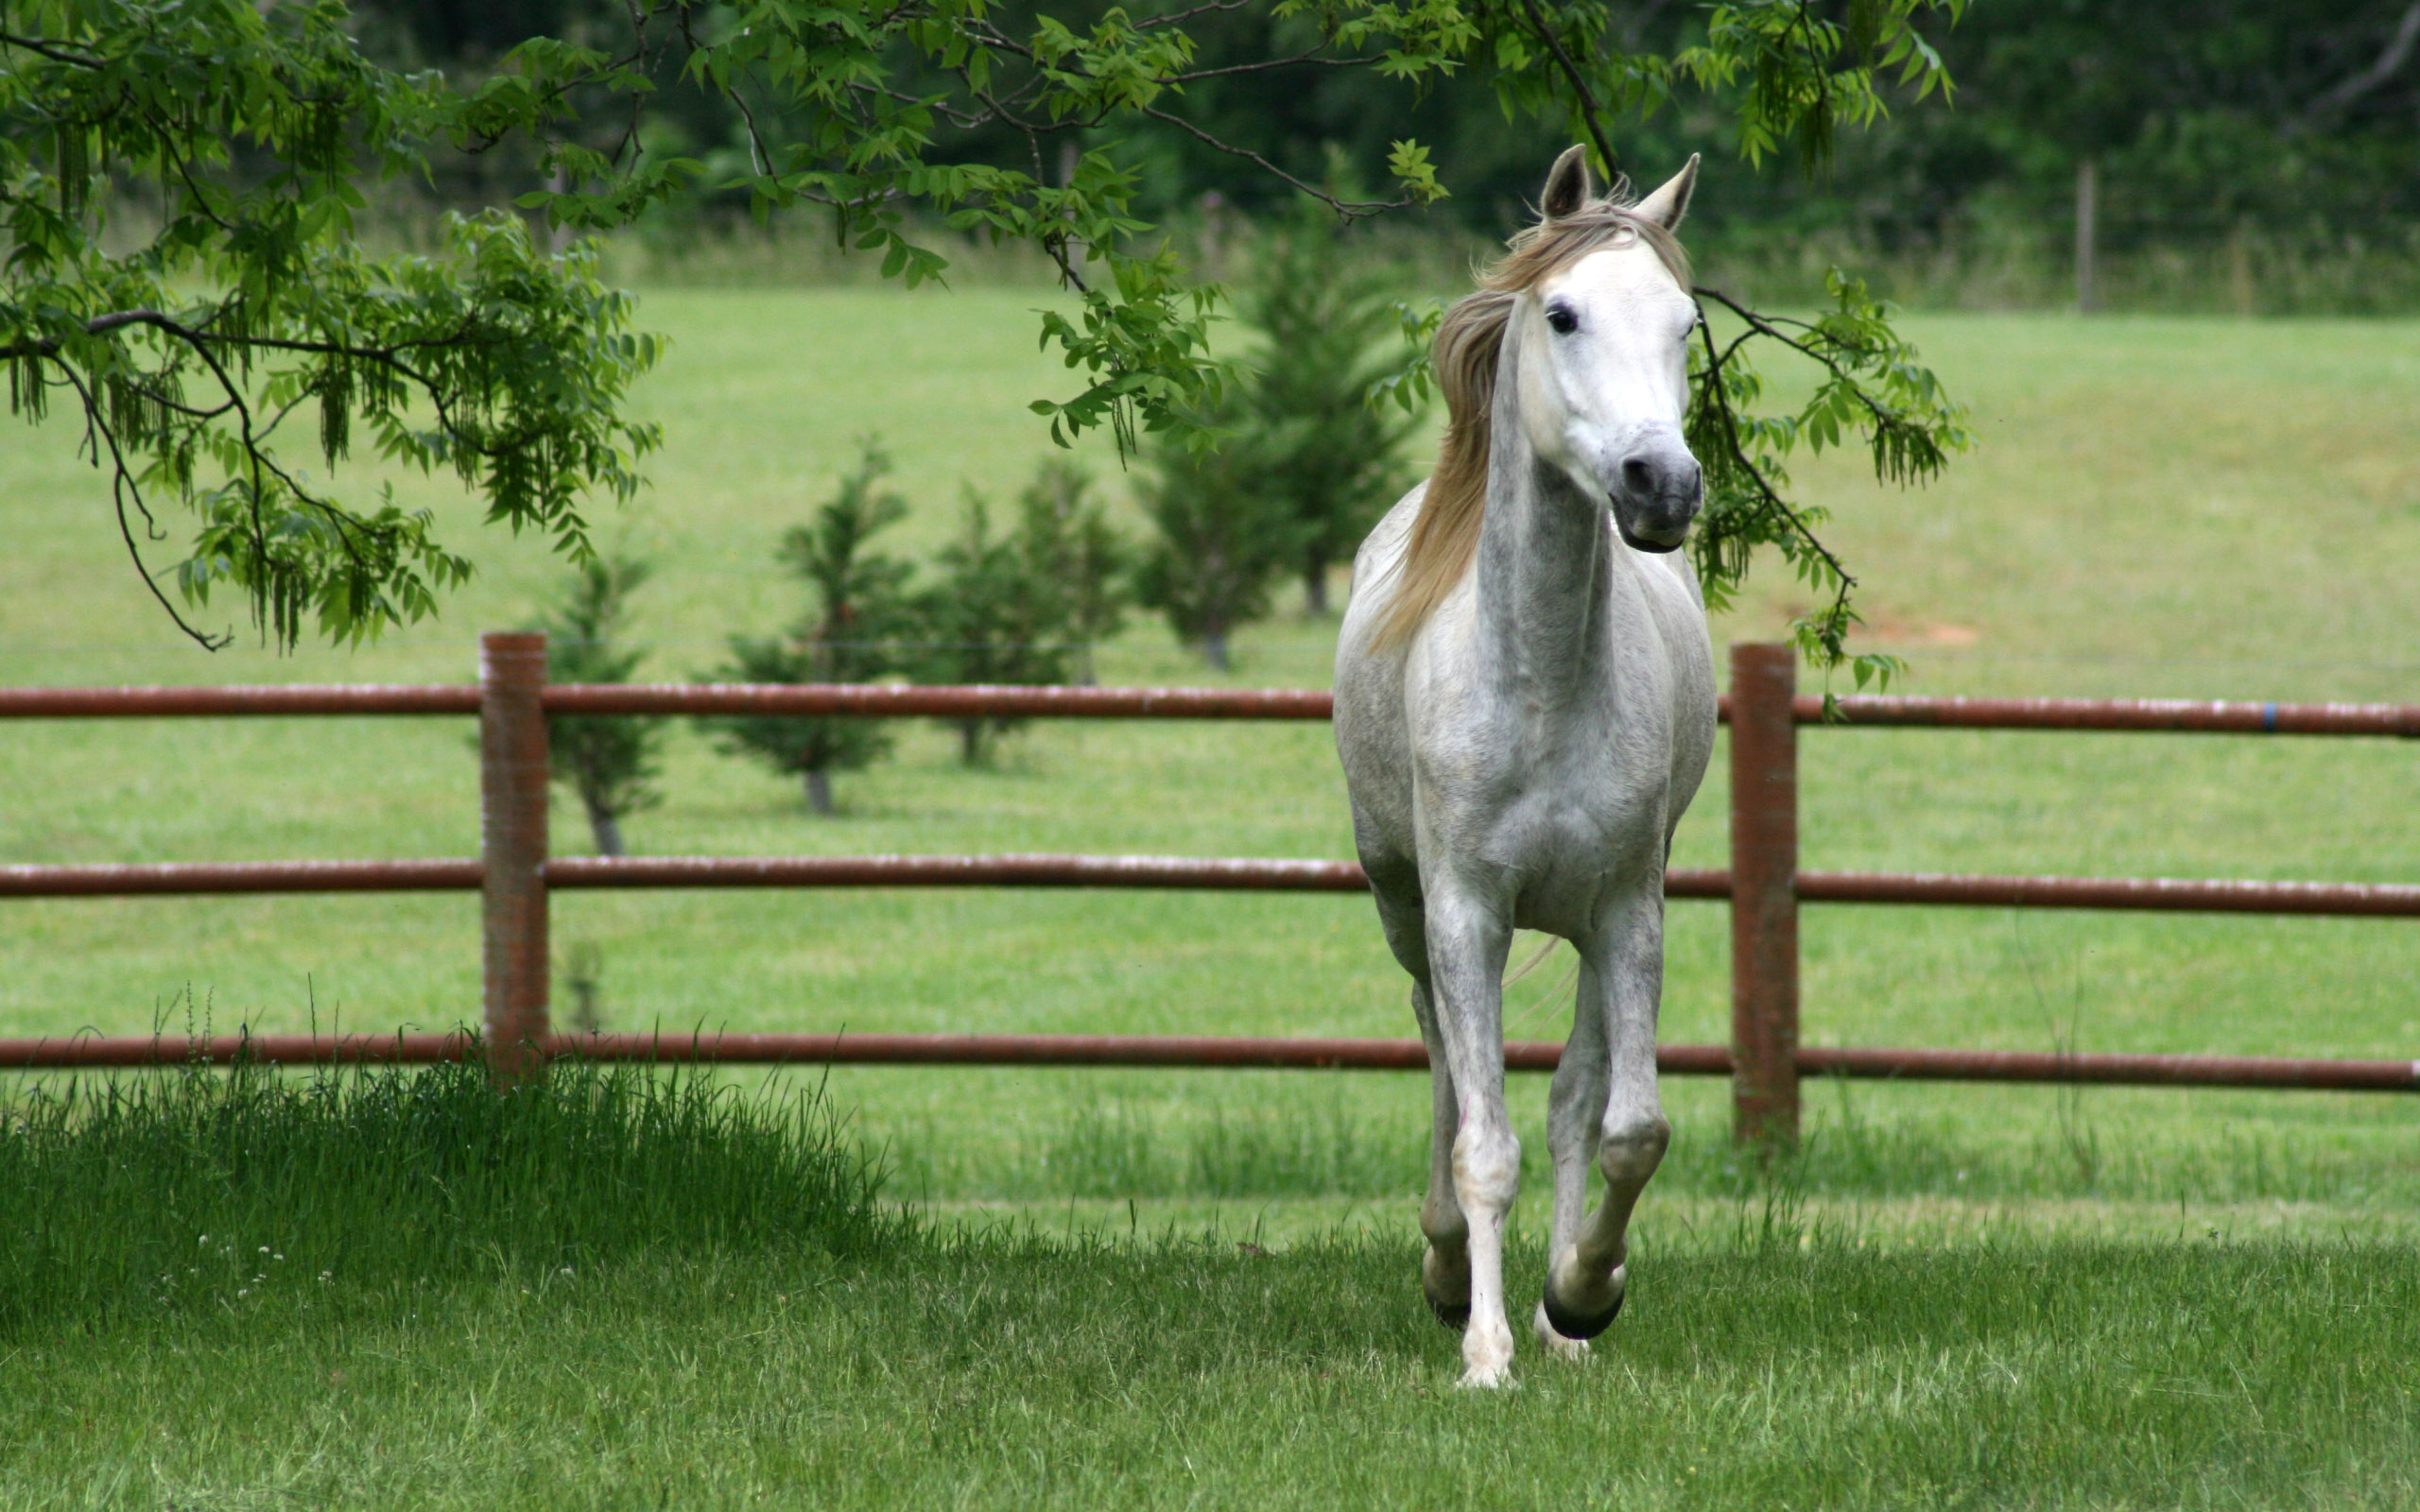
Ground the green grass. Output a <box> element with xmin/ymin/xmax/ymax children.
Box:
<box><xmin>0</xmin><ymin>1057</ymin><xmax>891</xmax><ymax>1337</ymax></box>
<box><xmin>5</xmin><ymin>1062</ymin><xmax>2418</xmax><ymax>1510</ymax></box>
<box><xmin>0</xmin><ymin>292</ymin><xmax>2414</xmax><ymax>1503</ymax></box>
<box><xmin>11</xmin><ymin>1228</ymin><xmax>2420</xmax><ymax>1510</ymax></box>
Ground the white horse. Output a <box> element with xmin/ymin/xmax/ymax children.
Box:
<box><xmin>1333</xmin><ymin>147</ymin><xmax>1718</xmax><ymax>1388</ymax></box>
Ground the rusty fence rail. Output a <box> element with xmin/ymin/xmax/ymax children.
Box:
<box><xmin>0</xmin><ymin>635</ymin><xmax>2413</xmax><ymax>1136</ymax></box>
<box><xmin>7</xmin><ymin>1030</ymin><xmax>2414</xmax><ymax>1094</ymax></box>
<box><xmin>4</xmin><ymin>679</ymin><xmax>2416</xmax><ymax>734</ymax></box>
<box><xmin>9</xmin><ymin>857</ymin><xmax>2417</xmax><ymax>917</ymax></box>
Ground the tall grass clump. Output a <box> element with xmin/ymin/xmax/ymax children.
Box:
<box><xmin>0</xmin><ymin>1055</ymin><xmax>896</xmax><ymax>1335</ymax></box>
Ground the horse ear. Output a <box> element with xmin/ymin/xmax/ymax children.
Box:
<box><xmin>1633</xmin><ymin>154</ymin><xmax>1701</xmax><ymax>232</ymax></box>
<box><xmin>1540</xmin><ymin>146</ymin><xmax>1593</xmax><ymax>222</ymax></box>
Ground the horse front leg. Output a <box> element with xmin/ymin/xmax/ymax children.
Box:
<box><xmin>1543</xmin><ymin>896</ymin><xmax>1670</xmax><ymax>1343</ymax></box>
<box><xmin>1536</xmin><ymin>949</ymin><xmax>1608</xmax><ymax>1359</ymax></box>
<box><xmin>1424</xmin><ymin>888</ymin><xmax>1518</xmax><ymax>1388</ymax></box>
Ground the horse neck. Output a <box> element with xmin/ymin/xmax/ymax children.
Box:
<box><xmin>1469</xmin><ymin>327</ymin><xmax>1619</xmax><ymax>710</ymax></box>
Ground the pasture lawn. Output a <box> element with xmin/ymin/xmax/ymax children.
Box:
<box><xmin>9</xmin><ymin>1229</ymin><xmax>2420</xmax><ymax>1510</ymax></box>
<box><xmin>4</xmin><ymin>1059</ymin><xmax>2417</xmax><ymax>1510</ymax></box>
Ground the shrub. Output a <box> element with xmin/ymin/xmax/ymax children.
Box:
<box><xmin>1241</xmin><ymin>209</ymin><xmax>1425</xmax><ymax>614</ymax></box>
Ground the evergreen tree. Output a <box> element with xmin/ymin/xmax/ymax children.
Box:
<box><xmin>1133</xmin><ymin>390</ymin><xmax>1300</xmax><ymax>671</ymax></box>
<box><xmin>1012</xmin><ymin>457</ymin><xmax>1131</xmax><ymax>686</ymax></box>
<box><xmin>911</xmin><ymin>487</ymin><xmax>1084</xmax><ymax>765</ymax></box>
<box><xmin>1242</xmin><ymin>209</ymin><xmax>1426</xmax><ymax>614</ymax></box>
<box><xmin>699</xmin><ymin>441</ymin><xmax>916</xmax><ymax>815</ymax></box>
<box><xmin>533</xmin><ymin>557</ymin><xmax>666</xmax><ymax>858</ymax></box>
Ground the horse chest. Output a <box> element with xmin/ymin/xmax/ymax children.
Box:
<box><xmin>1503</xmin><ymin>729</ymin><xmax>1666</xmax><ymax>880</ymax></box>
<box><xmin>1410</xmin><ymin>698</ymin><xmax>1672</xmax><ymax>925</ymax></box>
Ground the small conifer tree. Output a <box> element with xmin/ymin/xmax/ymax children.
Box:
<box><xmin>700</xmin><ymin>441</ymin><xmax>917</xmax><ymax>814</ymax></box>
<box><xmin>534</xmin><ymin>557</ymin><xmax>667</xmax><ymax>858</ymax></box>
<box><xmin>911</xmin><ymin>489</ymin><xmax>1080</xmax><ymax>765</ymax></box>
<box><xmin>1012</xmin><ymin>457</ymin><xmax>1130</xmax><ymax>685</ymax></box>
<box><xmin>1244</xmin><ymin>208</ymin><xmax>1425</xmax><ymax>614</ymax></box>
<box><xmin>1133</xmin><ymin>387</ymin><xmax>1299</xmax><ymax>671</ymax></box>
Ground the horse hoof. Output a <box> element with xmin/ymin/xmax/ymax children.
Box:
<box><xmin>1422</xmin><ymin>1246</ymin><xmax>1471</xmax><ymax>1331</ymax></box>
<box><xmin>1456</xmin><ymin>1363</ymin><xmax>1517</xmax><ymax>1390</ymax></box>
<box><xmin>1540</xmin><ymin>1280</ymin><xmax>1623</xmax><ymax>1342</ymax></box>
<box><xmin>1533</xmin><ymin>1301</ymin><xmax>1594</xmax><ymax>1359</ymax></box>
<box><xmin>1457</xmin><ymin>1325</ymin><xmax>1518</xmax><ymax>1389</ymax></box>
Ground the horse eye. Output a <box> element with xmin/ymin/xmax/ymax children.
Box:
<box><xmin>1545</xmin><ymin>305</ymin><xmax>1579</xmax><ymax>335</ymax></box>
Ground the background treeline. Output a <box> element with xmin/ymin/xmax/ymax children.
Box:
<box><xmin>347</xmin><ymin>0</ymin><xmax>2420</xmax><ymax>314</ymax></box>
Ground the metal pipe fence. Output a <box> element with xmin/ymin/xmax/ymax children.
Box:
<box><xmin>7</xmin><ymin>1030</ymin><xmax>2411</xmax><ymax>1093</ymax></box>
<box><xmin>2</xmin><ymin>635</ymin><xmax>2413</xmax><ymax>1141</ymax></box>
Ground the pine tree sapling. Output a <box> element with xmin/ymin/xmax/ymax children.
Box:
<box><xmin>563</xmin><ymin>941</ymin><xmax>606</xmax><ymax>1036</ymax></box>
<box><xmin>1243</xmin><ymin>208</ymin><xmax>1426</xmax><ymax>615</ymax></box>
<box><xmin>700</xmin><ymin>441</ymin><xmax>916</xmax><ymax>814</ymax></box>
<box><xmin>1134</xmin><ymin>389</ymin><xmax>1300</xmax><ymax>671</ymax></box>
<box><xmin>534</xmin><ymin>557</ymin><xmax>666</xmax><ymax>858</ymax></box>
<box><xmin>910</xmin><ymin>484</ymin><xmax>1088</xmax><ymax>765</ymax></box>
<box><xmin>1013</xmin><ymin>457</ymin><xmax>1131</xmax><ymax>686</ymax></box>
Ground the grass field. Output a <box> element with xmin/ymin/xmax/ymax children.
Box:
<box><xmin>6</xmin><ymin>1061</ymin><xmax>2419</xmax><ymax>1510</ymax></box>
<box><xmin>2</xmin><ymin>286</ymin><xmax>2415</xmax><ymax>1503</ymax></box>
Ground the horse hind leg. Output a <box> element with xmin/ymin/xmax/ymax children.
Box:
<box><xmin>1372</xmin><ymin>881</ymin><xmax>1470</xmax><ymax>1331</ymax></box>
<box><xmin>1409</xmin><ymin>979</ymin><xmax>1471</xmax><ymax>1329</ymax></box>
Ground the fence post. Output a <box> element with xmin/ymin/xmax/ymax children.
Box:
<box><xmin>1729</xmin><ymin>642</ymin><xmax>1800</xmax><ymax>1146</ymax></box>
<box><xmin>480</xmin><ymin>631</ymin><xmax>550</xmax><ymax>1081</ymax></box>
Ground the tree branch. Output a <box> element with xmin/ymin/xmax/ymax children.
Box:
<box><xmin>1512</xmin><ymin>0</ymin><xmax>1623</xmax><ymax>183</ymax></box>
<box><xmin>48</xmin><ymin>364</ymin><xmax>231</xmax><ymax>649</ymax></box>
<box><xmin>1692</xmin><ymin>316</ymin><xmax>1858</xmax><ymax>599</ymax></box>
<box><xmin>1694</xmin><ymin>284</ymin><xmax>1900</xmax><ymax>432</ymax></box>
<box><xmin>1139</xmin><ymin>106</ymin><xmax>1410</xmax><ymax>217</ymax></box>
<box><xmin>0</xmin><ymin>30</ymin><xmax>107</xmax><ymax>67</ymax></box>
<box><xmin>2295</xmin><ymin>0</ymin><xmax>2420</xmax><ymax>129</ymax></box>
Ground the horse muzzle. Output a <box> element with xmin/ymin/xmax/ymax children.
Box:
<box><xmin>1612</xmin><ymin>448</ymin><xmax>1702</xmax><ymax>554</ymax></box>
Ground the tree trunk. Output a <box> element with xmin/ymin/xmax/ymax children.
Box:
<box><xmin>1303</xmin><ymin>559</ymin><xmax>1330</xmax><ymax>616</ymax></box>
<box><xmin>2075</xmin><ymin>157</ymin><xmax>2098</xmax><ymax>314</ymax></box>
<box><xmin>585</xmin><ymin>801</ymin><xmax>625</xmax><ymax>858</ymax></box>
<box><xmin>1201</xmin><ymin>622</ymin><xmax>1231</xmax><ymax>672</ymax></box>
<box><xmin>804</xmin><ymin>767</ymin><xmax>834</xmax><ymax>815</ymax></box>
<box><xmin>959</xmin><ymin>718</ymin><xmax>986</xmax><ymax>766</ymax></box>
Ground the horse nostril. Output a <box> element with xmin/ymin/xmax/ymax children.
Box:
<box><xmin>1620</xmin><ymin>457</ymin><xmax>1654</xmax><ymax>498</ymax></box>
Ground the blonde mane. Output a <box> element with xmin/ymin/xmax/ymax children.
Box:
<box><xmin>1369</xmin><ymin>200</ymin><xmax>1691</xmax><ymax>651</ymax></box>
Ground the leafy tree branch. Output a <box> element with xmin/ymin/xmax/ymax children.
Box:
<box><xmin>7</xmin><ymin>0</ymin><xmax>1970</xmax><ymax>663</ymax></box>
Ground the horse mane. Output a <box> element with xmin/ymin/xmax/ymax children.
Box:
<box><xmin>1368</xmin><ymin>199</ymin><xmax>1692</xmax><ymax>652</ymax></box>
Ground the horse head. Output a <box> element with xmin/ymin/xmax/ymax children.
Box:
<box><xmin>1513</xmin><ymin>147</ymin><xmax>1704</xmax><ymax>555</ymax></box>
